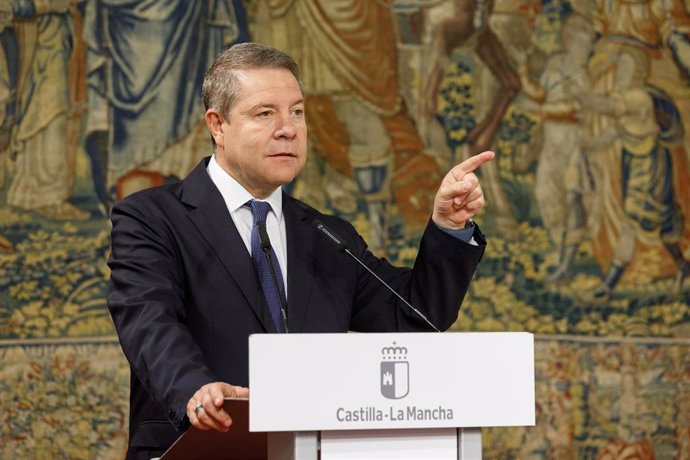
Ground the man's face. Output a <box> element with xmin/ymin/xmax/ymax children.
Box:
<box><xmin>213</xmin><ymin>67</ymin><xmax>307</xmax><ymax>198</ymax></box>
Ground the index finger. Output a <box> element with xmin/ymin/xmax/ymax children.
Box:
<box><xmin>209</xmin><ymin>384</ymin><xmax>227</xmax><ymax>407</ymax></box>
<box><xmin>457</xmin><ymin>151</ymin><xmax>495</xmax><ymax>174</ymax></box>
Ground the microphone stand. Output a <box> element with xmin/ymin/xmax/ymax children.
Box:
<box><xmin>257</xmin><ymin>221</ymin><xmax>289</xmax><ymax>333</ymax></box>
<box><xmin>313</xmin><ymin>220</ymin><xmax>441</xmax><ymax>332</ymax></box>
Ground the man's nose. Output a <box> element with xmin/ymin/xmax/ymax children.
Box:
<box><xmin>274</xmin><ymin>114</ymin><xmax>298</xmax><ymax>138</ymax></box>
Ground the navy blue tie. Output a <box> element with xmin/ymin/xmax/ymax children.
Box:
<box><xmin>248</xmin><ymin>200</ymin><xmax>287</xmax><ymax>333</ymax></box>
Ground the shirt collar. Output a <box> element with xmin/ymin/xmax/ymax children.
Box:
<box><xmin>207</xmin><ymin>154</ymin><xmax>283</xmax><ymax>219</ymax></box>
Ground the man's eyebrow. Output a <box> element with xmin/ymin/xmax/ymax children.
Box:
<box><xmin>246</xmin><ymin>102</ymin><xmax>277</xmax><ymax>112</ymax></box>
<box><xmin>246</xmin><ymin>99</ymin><xmax>305</xmax><ymax>112</ymax></box>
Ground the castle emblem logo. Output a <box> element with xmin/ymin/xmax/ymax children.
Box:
<box><xmin>380</xmin><ymin>342</ymin><xmax>409</xmax><ymax>399</ymax></box>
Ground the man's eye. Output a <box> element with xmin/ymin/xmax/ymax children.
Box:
<box><xmin>258</xmin><ymin>111</ymin><xmax>272</xmax><ymax>117</ymax></box>
<box><xmin>292</xmin><ymin>109</ymin><xmax>304</xmax><ymax>117</ymax></box>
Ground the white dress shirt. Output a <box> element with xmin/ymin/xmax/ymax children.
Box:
<box><xmin>207</xmin><ymin>155</ymin><xmax>289</xmax><ymax>296</ymax></box>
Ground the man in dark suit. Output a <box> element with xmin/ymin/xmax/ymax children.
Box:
<box><xmin>107</xmin><ymin>42</ymin><xmax>494</xmax><ymax>459</ymax></box>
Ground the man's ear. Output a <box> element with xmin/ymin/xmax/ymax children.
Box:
<box><xmin>205</xmin><ymin>109</ymin><xmax>225</xmax><ymax>148</ymax></box>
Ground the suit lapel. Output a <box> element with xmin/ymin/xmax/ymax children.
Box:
<box><xmin>181</xmin><ymin>159</ymin><xmax>276</xmax><ymax>333</ymax></box>
<box><xmin>283</xmin><ymin>194</ymin><xmax>316</xmax><ymax>333</ymax></box>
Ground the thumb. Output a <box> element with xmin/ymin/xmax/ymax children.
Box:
<box><xmin>233</xmin><ymin>386</ymin><xmax>250</xmax><ymax>398</ymax></box>
<box><xmin>222</xmin><ymin>383</ymin><xmax>249</xmax><ymax>398</ymax></box>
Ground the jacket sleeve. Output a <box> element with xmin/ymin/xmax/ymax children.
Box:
<box><xmin>107</xmin><ymin>195</ymin><xmax>217</xmax><ymax>431</ymax></box>
<box><xmin>333</xmin><ymin>217</ymin><xmax>486</xmax><ymax>332</ymax></box>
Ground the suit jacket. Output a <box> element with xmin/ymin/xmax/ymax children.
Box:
<box><xmin>107</xmin><ymin>157</ymin><xmax>486</xmax><ymax>457</ymax></box>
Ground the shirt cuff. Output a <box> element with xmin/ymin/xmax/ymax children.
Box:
<box><xmin>437</xmin><ymin>220</ymin><xmax>476</xmax><ymax>244</ymax></box>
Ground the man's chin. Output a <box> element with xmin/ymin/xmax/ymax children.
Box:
<box><xmin>276</xmin><ymin>175</ymin><xmax>299</xmax><ymax>188</ymax></box>
<box><xmin>274</xmin><ymin>165</ymin><xmax>304</xmax><ymax>184</ymax></box>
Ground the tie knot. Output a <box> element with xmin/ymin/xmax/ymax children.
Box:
<box><xmin>247</xmin><ymin>200</ymin><xmax>271</xmax><ymax>222</ymax></box>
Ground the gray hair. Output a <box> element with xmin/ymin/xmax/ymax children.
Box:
<box><xmin>202</xmin><ymin>42</ymin><xmax>303</xmax><ymax>120</ymax></box>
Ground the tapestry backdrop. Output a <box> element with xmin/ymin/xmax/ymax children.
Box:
<box><xmin>1</xmin><ymin>0</ymin><xmax>689</xmax><ymax>458</ymax></box>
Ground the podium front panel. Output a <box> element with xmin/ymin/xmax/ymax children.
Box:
<box><xmin>249</xmin><ymin>332</ymin><xmax>534</xmax><ymax>432</ymax></box>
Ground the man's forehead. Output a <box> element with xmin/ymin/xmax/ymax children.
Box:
<box><xmin>233</xmin><ymin>68</ymin><xmax>303</xmax><ymax>106</ymax></box>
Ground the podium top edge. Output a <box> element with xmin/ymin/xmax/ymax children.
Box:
<box><xmin>248</xmin><ymin>331</ymin><xmax>535</xmax><ymax>338</ymax></box>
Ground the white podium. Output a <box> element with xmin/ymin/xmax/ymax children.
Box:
<box><xmin>249</xmin><ymin>332</ymin><xmax>535</xmax><ymax>460</ymax></box>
